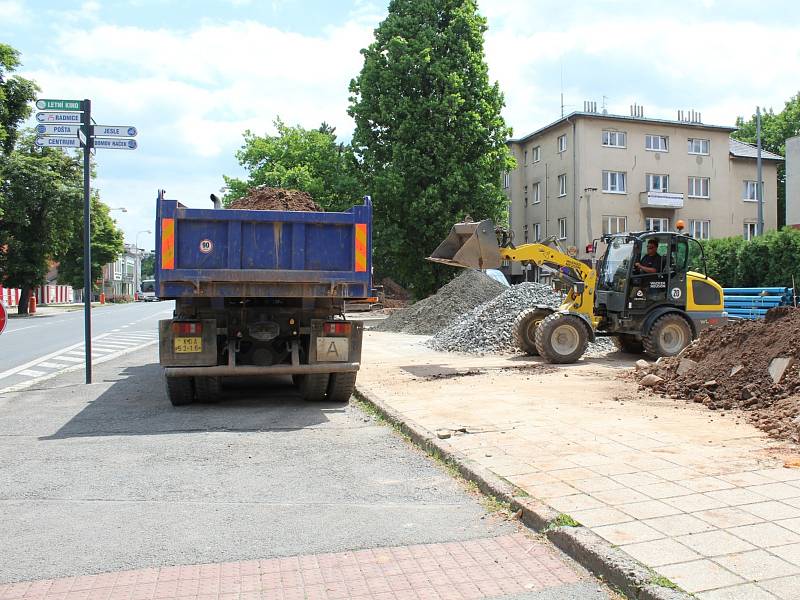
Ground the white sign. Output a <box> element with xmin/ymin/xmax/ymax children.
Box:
<box><xmin>35</xmin><ymin>136</ymin><xmax>80</xmax><ymax>148</ymax></box>
<box><xmin>199</xmin><ymin>239</ymin><xmax>213</xmax><ymax>254</ymax></box>
<box><xmin>36</xmin><ymin>112</ymin><xmax>81</xmax><ymax>123</ymax></box>
<box><xmin>646</xmin><ymin>192</ymin><xmax>684</xmax><ymax>208</ymax></box>
<box><xmin>93</xmin><ymin>125</ymin><xmax>137</xmax><ymax>138</ymax></box>
<box><xmin>93</xmin><ymin>138</ymin><xmax>137</xmax><ymax>150</ymax></box>
<box><xmin>79</xmin><ymin>130</ymin><xmax>87</xmax><ymax>146</ymax></box>
<box><xmin>36</xmin><ymin>124</ymin><xmax>79</xmax><ymax>136</ymax></box>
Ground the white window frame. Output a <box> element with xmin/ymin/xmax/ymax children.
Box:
<box><xmin>558</xmin><ymin>173</ymin><xmax>567</xmax><ymax>197</ymax></box>
<box><xmin>523</xmin><ymin>224</ymin><xmax>529</xmax><ymax>243</ymax></box>
<box><xmin>645</xmin><ymin>134</ymin><xmax>669</xmax><ymax>152</ymax></box>
<box><xmin>688</xmin><ymin>176</ymin><xmax>710</xmax><ymax>199</ymax></box>
<box><xmin>533</xmin><ymin>222</ymin><xmax>541</xmax><ymax>241</ymax></box>
<box><xmin>646</xmin><ymin>173</ymin><xmax>669</xmax><ymax>193</ymax></box>
<box><xmin>532</xmin><ymin>146</ymin><xmax>541</xmax><ymax>163</ymax></box>
<box><xmin>645</xmin><ymin>217</ymin><xmax>670</xmax><ymax>232</ymax></box>
<box><xmin>688</xmin><ymin>138</ymin><xmax>710</xmax><ymax>155</ymax></box>
<box><xmin>602</xmin><ymin>170</ymin><xmax>627</xmax><ymax>194</ymax></box>
<box><xmin>558</xmin><ymin>217</ymin><xmax>568</xmax><ymax>240</ymax></box>
<box><xmin>602</xmin><ymin>130</ymin><xmax>626</xmax><ymax>148</ymax></box>
<box><xmin>503</xmin><ymin>172</ymin><xmax>510</xmax><ymax>189</ymax></box>
<box><xmin>743</xmin><ymin>180</ymin><xmax>758</xmax><ymax>202</ymax></box>
<box><xmin>744</xmin><ymin>222</ymin><xmax>757</xmax><ymax>240</ymax></box>
<box><xmin>603</xmin><ymin>216</ymin><xmax>627</xmax><ymax>235</ymax></box>
<box><xmin>532</xmin><ymin>182</ymin><xmax>541</xmax><ymax>204</ymax></box>
<box><xmin>691</xmin><ymin>219</ymin><xmax>711</xmax><ymax>240</ymax></box>
<box><xmin>557</xmin><ymin>134</ymin><xmax>567</xmax><ymax>153</ymax></box>
<box><xmin>523</xmin><ymin>150</ymin><xmax>528</xmax><ymax>165</ymax></box>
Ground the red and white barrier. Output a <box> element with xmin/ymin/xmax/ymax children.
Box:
<box><xmin>0</xmin><ymin>284</ymin><xmax>74</xmax><ymax>307</ymax></box>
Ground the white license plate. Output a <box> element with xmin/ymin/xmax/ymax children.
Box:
<box><xmin>316</xmin><ymin>337</ymin><xmax>349</xmax><ymax>362</ymax></box>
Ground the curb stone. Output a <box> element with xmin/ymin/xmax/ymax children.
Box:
<box><xmin>354</xmin><ymin>385</ymin><xmax>692</xmax><ymax>600</ymax></box>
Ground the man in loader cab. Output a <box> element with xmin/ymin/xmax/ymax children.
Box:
<box><xmin>635</xmin><ymin>239</ymin><xmax>664</xmax><ymax>274</ymax></box>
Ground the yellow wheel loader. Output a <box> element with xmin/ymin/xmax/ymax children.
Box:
<box><xmin>429</xmin><ymin>219</ymin><xmax>726</xmax><ymax>363</ymax></box>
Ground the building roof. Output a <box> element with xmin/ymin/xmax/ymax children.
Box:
<box><xmin>509</xmin><ymin>110</ymin><xmax>737</xmax><ymax>144</ymax></box>
<box><xmin>728</xmin><ymin>138</ymin><xmax>784</xmax><ymax>161</ymax></box>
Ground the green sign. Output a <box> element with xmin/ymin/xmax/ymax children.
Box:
<box><xmin>36</xmin><ymin>99</ymin><xmax>83</xmax><ymax>111</ymax></box>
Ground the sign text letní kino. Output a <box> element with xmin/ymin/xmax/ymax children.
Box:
<box><xmin>36</xmin><ymin>99</ymin><xmax>83</xmax><ymax>111</ymax></box>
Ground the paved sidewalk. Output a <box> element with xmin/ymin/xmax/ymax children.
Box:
<box><xmin>357</xmin><ymin>331</ymin><xmax>800</xmax><ymax>600</ymax></box>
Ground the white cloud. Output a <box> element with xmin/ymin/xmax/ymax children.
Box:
<box><xmin>0</xmin><ymin>0</ymin><xmax>27</xmax><ymax>25</ymax></box>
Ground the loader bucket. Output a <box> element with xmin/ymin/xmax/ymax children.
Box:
<box><xmin>427</xmin><ymin>219</ymin><xmax>502</xmax><ymax>269</ymax></box>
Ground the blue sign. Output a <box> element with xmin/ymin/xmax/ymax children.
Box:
<box><xmin>35</xmin><ymin>136</ymin><xmax>80</xmax><ymax>148</ymax></box>
<box><xmin>36</xmin><ymin>112</ymin><xmax>81</xmax><ymax>123</ymax></box>
<box><xmin>36</xmin><ymin>123</ymin><xmax>80</xmax><ymax>136</ymax></box>
<box><xmin>93</xmin><ymin>125</ymin><xmax>137</xmax><ymax>138</ymax></box>
<box><xmin>94</xmin><ymin>138</ymin><xmax>137</xmax><ymax>150</ymax></box>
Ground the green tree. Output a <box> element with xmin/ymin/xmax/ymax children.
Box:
<box><xmin>224</xmin><ymin>118</ymin><xmax>362</xmax><ymax>212</ymax></box>
<box><xmin>140</xmin><ymin>252</ymin><xmax>155</xmax><ymax>280</ymax></box>
<box><xmin>0</xmin><ymin>43</ymin><xmax>38</xmax><ymax>155</ymax></box>
<box><xmin>348</xmin><ymin>0</ymin><xmax>515</xmax><ymax>297</ymax></box>
<box><xmin>733</xmin><ymin>93</ymin><xmax>800</xmax><ymax>228</ymax></box>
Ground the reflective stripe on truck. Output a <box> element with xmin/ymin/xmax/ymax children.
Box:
<box><xmin>354</xmin><ymin>223</ymin><xmax>367</xmax><ymax>272</ymax></box>
<box><xmin>161</xmin><ymin>218</ymin><xmax>175</xmax><ymax>270</ymax></box>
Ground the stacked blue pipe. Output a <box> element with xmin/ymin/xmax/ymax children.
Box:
<box><xmin>723</xmin><ymin>287</ymin><xmax>795</xmax><ymax>319</ymax></box>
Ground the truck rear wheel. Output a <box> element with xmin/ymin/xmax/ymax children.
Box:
<box><xmin>512</xmin><ymin>308</ymin><xmax>553</xmax><ymax>355</ymax></box>
<box><xmin>534</xmin><ymin>313</ymin><xmax>589</xmax><ymax>364</ymax></box>
<box><xmin>195</xmin><ymin>376</ymin><xmax>222</xmax><ymax>402</ymax></box>
<box><xmin>327</xmin><ymin>371</ymin><xmax>357</xmax><ymax>402</ymax></box>
<box><xmin>299</xmin><ymin>373</ymin><xmax>330</xmax><ymax>401</ymax></box>
<box><xmin>643</xmin><ymin>314</ymin><xmax>693</xmax><ymax>358</ymax></box>
<box><xmin>613</xmin><ymin>334</ymin><xmax>644</xmax><ymax>354</ymax></box>
<box><xmin>166</xmin><ymin>376</ymin><xmax>194</xmax><ymax>406</ymax></box>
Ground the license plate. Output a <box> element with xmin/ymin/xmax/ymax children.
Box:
<box><xmin>316</xmin><ymin>337</ymin><xmax>349</xmax><ymax>362</ymax></box>
<box><xmin>174</xmin><ymin>337</ymin><xmax>202</xmax><ymax>353</ymax></box>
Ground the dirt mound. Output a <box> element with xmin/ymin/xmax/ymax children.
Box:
<box><xmin>641</xmin><ymin>306</ymin><xmax>800</xmax><ymax>442</ymax></box>
<box><xmin>229</xmin><ymin>187</ymin><xmax>322</xmax><ymax>212</ymax></box>
<box><xmin>373</xmin><ymin>270</ymin><xmax>506</xmax><ymax>335</ymax></box>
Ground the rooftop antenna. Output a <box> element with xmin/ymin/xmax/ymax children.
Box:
<box><xmin>560</xmin><ymin>63</ymin><xmax>564</xmax><ymax>117</ymax></box>
<box><xmin>601</xmin><ymin>95</ymin><xmax>608</xmax><ymax>115</ymax></box>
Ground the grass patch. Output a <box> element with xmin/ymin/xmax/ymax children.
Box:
<box><xmin>650</xmin><ymin>575</ymin><xmax>679</xmax><ymax>590</ymax></box>
<box><xmin>545</xmin><ymin>513</ymin><xmax>581</xmax><ymax>530</ymax></box>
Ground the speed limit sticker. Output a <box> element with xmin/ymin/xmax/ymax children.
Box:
<box><xmin>199</xmin><ymin>239</ymin><xmax>214</xmax><ymax>254</ymax></box>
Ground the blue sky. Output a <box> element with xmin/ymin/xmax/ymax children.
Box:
<box><xmin>3</xmin><ymin>0</ymin><xmax>799</xmax><ymax>251</ymax></box>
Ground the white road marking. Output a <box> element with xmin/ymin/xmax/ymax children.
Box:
<box><xmin>38</xmin><ymin>362</ymin><xmax>69</xmax><ymax>369</ymax></box>
<box><xmin>19</xmin><ymin>369</ymin><xmax>46</xmax><ymax>377</ymax></box>
<box><xmin>3</xmin><ymin>325</ymin><xmax>40</xmax><ymax>333</ymax></box>
<box><xmin>55</xmin><ymin>356</ymin><xmax>83</xmax><ymax>363</ymax></box>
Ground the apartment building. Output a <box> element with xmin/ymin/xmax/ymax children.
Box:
<box><xmin>504</xmin><ymin>105</ymin><xmax>782</xmax><ymax>278</ymax></box>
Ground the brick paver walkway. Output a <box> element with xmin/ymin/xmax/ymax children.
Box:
<box><xmin>0</xmin><ymin>534</ymin><xmax>581</xmax><ymax>600</ymax></box>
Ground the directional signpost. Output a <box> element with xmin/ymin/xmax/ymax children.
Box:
<box><xmin>34</xmin><ymin>97</ymin><xmax>138</xmax><ymax>384</ymax></box>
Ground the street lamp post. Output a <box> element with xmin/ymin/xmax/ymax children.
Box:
<box><xmin>134</xmin><ymin>230</ymin><xmax>151</xmax><ymax>301</ymax></box>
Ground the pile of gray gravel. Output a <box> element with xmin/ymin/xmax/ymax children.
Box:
<box><xmin>373</xmin><ymin>270</ymin><xmax>506</xmax><ymax>335</ymax></box>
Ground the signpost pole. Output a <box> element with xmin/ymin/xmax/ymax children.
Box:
<box><xmin>82</xmin><ymin>98</ymin><xmax>93</xmax><ymax>384</ymax></box>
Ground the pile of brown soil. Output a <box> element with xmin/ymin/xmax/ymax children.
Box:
<box><xmin>641</xmin><ymin>306</ymin><xmax>800</xmax><ymax>442</ymax></box>
<box><xmin>229</xmin><ymin>187</ymin><xmax>322</xmax><ymax>212</ymax></box>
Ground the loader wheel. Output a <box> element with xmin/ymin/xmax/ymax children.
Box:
<box><xmin>512</xmin><ymin>308</ymin><xmax>554</xmax><ymax>355</ymax></box>
<box><xmin>299</xmin><ymin>373</ymin><xmax>330</xmax><ymax>401</ymax></box>
<box><xmin>612</xmin><ymin>334</ymin><xmax>644</xmax><ymax>354</ymax></box>
<box><xmin>327</xmin><ymin>371</ymin><xmax>357</xmax><ymax>403</ymax></box>
<box><xmin>534</xmin><ymin>313</ymin><xmax>589</xmax><ymax>364</ymax></box>
<box><xmin>643</xmin><ymin>314</ymin><xmax>693</xmax><ymax>358</ymax></box>
<box><xmin>194</xmin><ymin>376</ymin><xmax>222</xmax><ymax>402</ymax></box>
<box><xmin>166</xmin><ymin>376</ymin><xmax>194</xmax><ymax>406</ymax></box>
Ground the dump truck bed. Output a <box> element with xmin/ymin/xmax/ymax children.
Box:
<box><xmin>155</xmin><ymin>191</ymin><xmax>372</xmax><ymax>300</ymax></box>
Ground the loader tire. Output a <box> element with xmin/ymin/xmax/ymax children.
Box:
<box><xmin>512</xmin><ymin>308</ymin><xmax>554</xmax><ymax>356</ymax></box>
<box><xmin>534</xmin><ymin>313</ymin><xmax>589</xmax><ymax>364</ymax></box>
<box><xmin>327</xmin><ymin>371</ymin><xmax>357</xmax><ymax>403</ymax></box>
<box><xmin>643</xmin><ymin>313</ymin><xmax>693</xmax><ymax>359</ymax></box>
<box><xmin>299</xmin><ymin>373</ymin><xmax>330</xmax><ymax>401</ymax></box>
<box><xmin>194</xmin><ymin>376</ymin><xmax>222</xmax><ymax>402</ymax></box>
<box><xmin>612</xmin><ymin>334</ymin><xmax>644</xmax><ymax>354</ymax></box>
<box><xmin>166</xmin><ymin>376</ymin><xmax>194</xmax><ymax>406</ymax></box>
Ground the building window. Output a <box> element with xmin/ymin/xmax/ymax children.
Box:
<box><xmin>646</xmin><ymin>174</ymin><xmax>669</xmax><ymax>193</ymax></box>
<box><xmin>602</xmin><ymin>170</ymin><xmax>627</xmax><ymax>193</ymax></box>
<box><xmin>557</xmin><ymin>134</ymin><xmax>567</xmax><ymax>153</ymax></box>
<box><xmin>532</xmin><ymin>146</ymin><xmax>541</xmax><ymax>162</ymax></box>
<box><xmin>688</xmin><ymin>138</ymin><xmax>710</xmax><ymax>155</ymax></box>
<box><xmin>523</xmin><ymin>224</ymin><xmax>529</xmax><ymax>243</ymax></box>
<box><xmin>558</xmin><ymin>174</ymin><xmax>567</xmax><ymax>197</ymax></box>
<box><xmin>524</xmin><ymin>150</ymin><xmax>528</xmax><ymax>165</ymax></box>
<box><xmin>503</xmin><ymin>172</ymin><xmax>510</xmax><ymax>189</ymax></box>
<box><xmin>646</xmin><ymin>217</ymin><xmax>670</xmax><ymax>232</ymax></box>
<box><xmin>603</xmin><ymin>216</ymin><xmax>627</xmax><ymax>235</ymax></box>
<box><xmin>743</xmin><ymin>180</ymin><xmax>759</xmax><ymax>201</ymax></box>
<box><xmin>645</xmin><ymin>134</ymin><xmax>668</xmax><ymax>152</ymax></box>
<box><xmin>602</xmin><ymin>130</ymin><xmax>626</xmax><ymax>148</ymax></box>
<box><xmin>524</xmin><ymin>184</ymin><xmax>528</xmax><ymax>207</ymax></box>
<box><xmin>691</xmin><ymin>220</ymin><xmax>711</xmax><ymax>240</ymax></box>
<box><xmin>532</xmin><ymin>182</ymin><xmax>541</xmax><ymax>204</ymax></box>
<box><xmin>558</xmin><ymin>217</ymin><xmax>567</xmax><ymax>240</ymax></box>
<box><xmin>533</xmin><ymin>222</ymin><xmax>541</xmax><ymax>240</ymax></box>
<box><xmin>688</xmin><ymin>177</ymin><xmax>710</xmax><ymax>198</ymax></box>
<box><xmin>744</xmin><ymin>222</ymin><xmax>758</xmax><ymax>240</ymax></box>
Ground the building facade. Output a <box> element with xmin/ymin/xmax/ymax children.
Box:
<box><xmin>101</xmin><ymin>244</ymin><xmax>139</xmax><ymax>301</ymax></box>
<box><xmin>787</xmin><ymin>135</ymin><xmax>800</xmax><ymax>228</ymax></box>
<box><xmin>504</xmin><ymin>107</ymin><xmax>782</xmax><ymax>278</ymax></box>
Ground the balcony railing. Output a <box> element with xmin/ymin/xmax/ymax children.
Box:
<box><xmin>639</xmin><ymin>191</ymin><xmax>684</xmax><ymax>209</ymax></box>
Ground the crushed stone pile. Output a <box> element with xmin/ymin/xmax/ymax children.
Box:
<box><xmin>428</xmin><ymin>282</ymin><xmax>616</xmax><ymax>356</ymax></box>
<box><xmin>373</xmin><ymin>270</ymin><xmax>506</xmax><ymax>335</ymax></box>
<box><xmin>229</xmin><ymin>186</ymin><xmax>322</xmax><ymax>211</ymax></box>
<box><xmin>638</xmin><ymin>306</ymin><xmax>800</xmax><ymax>442</ymax></box>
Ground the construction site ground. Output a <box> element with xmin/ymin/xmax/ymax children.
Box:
<box><xmin>357</xmin><ymin>329</ymin><xmax>800</xmax><ymax>600</ymax></box>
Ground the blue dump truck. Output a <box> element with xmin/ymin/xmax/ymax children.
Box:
<box><xmin>155</xmin><ymin>190</ymin><xmax>372</xmax><ymax>406</ymax></box>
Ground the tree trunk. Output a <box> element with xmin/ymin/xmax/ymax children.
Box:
<box><xmin>18</xmin><ymin>285</ymin><xmax>30</xmax><ymax>315</ymax></box>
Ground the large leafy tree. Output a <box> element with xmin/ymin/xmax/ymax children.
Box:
<box><xmin>224</xmin><ymin>118</ymin><xmax>362</xmax><ymax>212</ymax></box>
<box><xmin>0</xmin><ymin>43</ymin><xmax>38</xmax><ymax>155</ymax></box>
<box><xmin>733</xmin><ymin>93</ymin><xmax>800</xmax><ymax>228</ymax></box>
<box><xmin>348</xmin><ymin>0</ymin><xmax>515</xmax><ymax>296</ymax></box>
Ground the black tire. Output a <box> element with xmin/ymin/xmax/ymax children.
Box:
<box><xmin>534</xmin><ymin>313</ymin><xmax>589</xmax><ymax>364</ymax></box>
<box><xmin>166</xmin><ymin>376</ymin><xmax>194</xmax><ymax>406</ymax></box>
<box><xmin>327</xmin><ymin>371</ymin><xmax>357</xmax><ymax>402</ymax></box>
<box><xmin>299</xmin><ymin>373</ymin><xmax>330</xmax><ymax>401</ymax></box>
<box><xmin>512</xmin><ymin>308</ymin><xmax>554</xmax><ymax>355</ymax></box>
<box><xmin>612</xmin><ymin>334</ymin><xmax>644</xmax><ymax>354</ymax></box>
<box><xmin>194</xmin><ymin>376</ymin><xmax>222</xmax><ymax>402</ymax></box>
<box><xmin>643</xmin><ymin>313</ymin><xmax>693</xmax><ymax>358</ymax></box>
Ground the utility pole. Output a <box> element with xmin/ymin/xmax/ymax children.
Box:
<box><xmin>756</xmin><ymin>106</ymin><xmax>764</xmax><ymax>236</ymax></box>
<box><xmin>82</xmin><ymin>98</ymin><xmax>93</xmax><ymax>383</ymax></box>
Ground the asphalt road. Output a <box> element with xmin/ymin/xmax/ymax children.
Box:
<box><xmin>0</xmin><ymin>346</ymin><xmax>612</xmax><ymax>599</ymax></box>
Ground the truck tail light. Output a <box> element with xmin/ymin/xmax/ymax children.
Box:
<box><xmin>173</xmin><ymin>322</ymin><xmax>202</xmax><ymax>335</ymax></box>
<box><xmin>323</xmin><ymin>322</ymin><xmax>351</xmax><ymax>337</ymax></box>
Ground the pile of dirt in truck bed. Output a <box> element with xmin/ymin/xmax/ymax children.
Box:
<box><xmin>373</xmin><ymin>270</ymin><xmax>506</xmax><ymax>335</ymax></box>
<box><xmin>428</xmin><ymin>282</ymin><xmax>616</xmax><ymax>356</ymax></box>
<box><xmin>639</xmin><ymin>306</ymin><xmax>800</xmax><ymax>442</ymax></box>
<box><xmin>228</xmin><ymin>186</ymin><xmax>322</xmax><ymax>211</ymax></box>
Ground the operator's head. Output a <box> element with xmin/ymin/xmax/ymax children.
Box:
<box><xmin>646</xmin><ymin>239</ymin><xmax>658</xmax><ymax>255</ymax></box>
